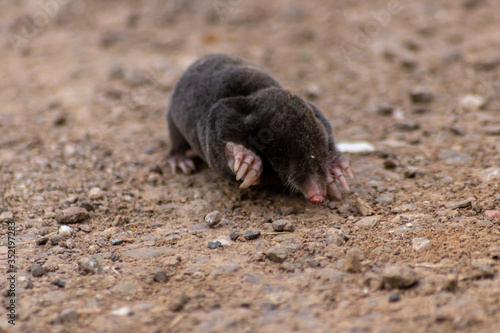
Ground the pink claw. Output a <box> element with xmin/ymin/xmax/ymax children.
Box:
<box><xmin>328</xmin><ymin>153</ymin><xmax>353</xmax><ymax>199</ymax></box>
<box><xmin>164</xmin><ymin>154</ymin><xmax>195</xmax><ymax>174</ymax></box>
<box><xmin>225</xmin><ymin>142</ymin><xmax>263</xmax><ymax>189</ymax></box>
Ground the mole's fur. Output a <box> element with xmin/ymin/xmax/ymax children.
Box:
<box><xmin>166</xmin><ymin>54</ymin><xmax>352</xmax><ymax>203</ymax></box>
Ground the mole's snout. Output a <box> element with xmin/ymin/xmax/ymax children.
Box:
<box><xmin>302</xmin><ymin>177</ymin><xmax>326</xmax><ymax>204</ymax></box>
<box><xmin>308</xmin><ymin>194</ymin><xmax>325</xmax><ymax>203</ymax></box>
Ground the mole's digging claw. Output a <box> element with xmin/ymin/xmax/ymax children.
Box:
<box><xmin>225</xmin><ymin>142</ymin><xmax>263</xmax><ymax>188</ymax></box>
<box><xmin>327</xmin><ymin>174</ymin><xmax>342</xmax><ymax>200</ymax></box>
<box><xmin>165</xmin><ymin>154</ymin><xmax>195</xmax><ymax>174</ymax></box>
<box><xmin>328</xmin><ymin>153</ymin><xmax>353</xmax><ymax>197</ymax></box>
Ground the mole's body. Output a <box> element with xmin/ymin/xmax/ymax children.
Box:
<box><xmin>166</xmin><ymin>54</ymin><xmax>352</xmax><ymax>203</ymax></box>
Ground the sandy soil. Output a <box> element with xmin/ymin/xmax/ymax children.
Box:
<box><xmin>1</xmin><ymin>0</ymin><xmax>499</xmax><ymax>332</ymax></box>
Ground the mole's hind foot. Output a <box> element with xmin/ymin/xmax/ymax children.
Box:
<box><xmin>163</xmin><ymin>153</ymin><xmax>195</xmax><ymax>174</ymax></box>
<box><xmin>225</xmin><ymin>142</ymin><xmax>263</xmax><ymax>189</ymax></box>
<box><xmin>327</xmin><ymin>153</ymin><xmax>354</xmax><ymax>200</ymax></box>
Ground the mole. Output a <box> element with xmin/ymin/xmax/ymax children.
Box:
<box><xmin>165</xmin><ymin>54</ymin><xmax>353</xmax><ymax>203</ymax></box>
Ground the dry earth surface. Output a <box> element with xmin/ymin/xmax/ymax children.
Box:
<box><xmin>1</xmin><ymin>0</ymin><xmax>500</xmax><ymax>332</ymax></box>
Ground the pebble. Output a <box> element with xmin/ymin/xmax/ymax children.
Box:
<box><xmin>205</xmin><ymin>211</ymin><xmax>222</xmax><ymax>227</ymax></box>
<box><xmin>344</xmin><ymin>251</ymin><xmax>362</xmax><ymax>273</ymax></box>
<box><xmin>111</xmin><ymin>306</ymin><xmax>131</xmax><ymax>316</ymax></box>
<box><xmin>409</xmin><ymin>87</ymin><xmax>433</xmax><ymax>104</ymax></box>
<box><xmin>271</xmin><ymin>219</ymin><xmax>294</xmax><ymax>232</ymax></box>
<box><xmin>483</xmin><ymin>125</ymin><xmax>500</xmax><ymax>136</ymax></box>
<box><xmin>78</xmin><ymin>258</ymin><xmax>98</xmax><ymax>275</ymax></box>
<box><xmin>375</xmin><ymin>193</ymin><xmax>395</xmax><ymax>206</ymax></box>
<box><xmin>355</xmin><ymin>197</ymin><xmax>375</xmax><ymax>216</ymax></box>
<box><xmin>470</xmin><ymin>262</ymin><xmax>495</xmax><ymax>279</ymax></box>
<box><xmin>51</xmin><ymin>279</ymin><xmax>66</xmax><ymax>288</ymax></box>
<box><xmin>50</xmin><ymin>234</ymin><xmax>61</xmax><ymax>245</ymax></box>
<box><xmin>404</xmin><ymin>167</ymin><xmax>419</xmax><ymax>178</ymax></box>
<box><xmin>450</xmin><ymin>125</ymin><xmax>465</xmax><ymax>136</ymax></box>
<box><xmin>121</xmin><ymin>247</ymin><xmax>173</xmax><ymax>260</ymax></box>
<box><xmin>79</xmin><ymin>202</ymin><xmax>95</xmax><ymax>212</ymax></box>
<box><xmin>374</xmin><ymin>102</ymin><xmax>394</xmax><ymax>116</ymax></box>
<box><xmin>326</xmin><ymin>233</ymin><xmax>346</xmax><ymax>247</ymax></box>
<box><xmin>36</xmin><ymin>236</ymin><xmax>49</xmax><ymax>246</ymax></box>
<box><xmin>337</xmin><ymin>141</ymin><xmax>375</xmax><ymax>153</ymax></box>
<box><xmin>168</xmin><ymin>294</ymin><xmax>190</xmax><ymax>312</ymax></box>
<box><xmin>412</xmin><ymin>237</ymin><xmax>431</xmax><ymax>251</ymax></box>
<box><xmin>229</xmin><ymin>230</ymin><xmax>240</xmax><ymax>241</ymax></box>
<box><xmin>58</xmin><ymin>308</ymin><xmax>78</xmax><ymax>323</ymax></box>
<box><xmin>31</xmin><ymin>264</ymin><xmax>46</xmax><ymax>277</ymax></box>
<box><xmin>0</xmin><ymin>211</ymin><xmax>14</xmax><ymax>222</ymax></box>
<box><xmin>383</xmin><ymin>159</ymin><xmax>398</xmax><ymax>169</ymax></box>
<box><xmin>80</xmin><ymin>224</ymin><xmax>92</xmax><ymax>233</ymax></box>
<box><xmin>88</xmin><ymin>187</ymin><xmax>104</xmax><ymax>200</ymax></box>
<box><xmin>279</xmin><ymin>206</ymin><xmax>295</xmax><ymax>215</ymax></box>
<box><xmin>395</xmin><ymin>120</ymin><xmax>420</xmax><ymax>131</ymax></box>
<box><xmin>207</xmin><ymin>241</ymin><xmax>222</xmax><ymax>249</ymax></box>
<box><xmin>382</xmin><ymin>265</ymin><xmax>419</xmax><ymax>289</ymax></box>
<box><xmin>459</xmin><ymin>94</ymin><xmax>486</xmax><ymax>111</ymax></box>
<box><xmin>55</xmin><ymin>207</ymin><xmax>90</xmax><ymax>224</ymax></box>
<box><xmin>58</xmin><ymin>225</ymin><xmax>73</xmax><ymax>238</ymax></box>
<box><xmin>445</xmin><ymin>197</ymin><xmax>475</xmax><ymax>209</ymax></box>
<box><xmin>389</xmin><ymin>293</ymin><xmax>401</xmax><ymax>302</ymax></box>
<box><xmin>479</xmin><ymin>168</ymin><xmax>500</xmax><ymax>182</ymax></box>
<box><xmin>355</xmin><ymin>216</ymin><xmax>379</xmax><ymax>228</ymax></box>
<box><xmin>152</xmin><ymin>268</ymin><xmax>168</xmax><ymax>283</ymax></box>
<box><xmin>111</xmin><ymin>238</ymin><xmax>124</xmax><ymax>246</ymax></box>
<box><xmin>263</xmin><ymin>217</ymin><xmax>273</xmax><ymax>223</ymax></box>
<box><xmin>109</xmin><ymin>253</ymin><xmax>120</xmax><ymax>262</ymax></box>
<box><xmin>214</xmin><ymin>236</ymin><xmax>232</xmax><ymax>246</ymax></box>
<box><xmin>111</xmin><ymin>281</ymin><xmax>137</xmax><ymax>294</ymax></box>
<box><xmin>441</xmin><ymin>150</ymin><xmax>473</xmax><ymax>165</ymax></box>
<box><xmin>265</xmin><ymin>246</ymin><xmax>288</xmax><ymax>263</ymax></box>
<box><xmin>244</xmin><ymin>230</ymin><xmax>261</xmax><ymax>240</ymax></box>
<box><xmin>485</xmin><ymin>210</ymin><xmax>500</xmax><ymax>218</ymax></box>
<box><xmin>488</xmin><ymin>247</ymin><xmax>500</xmax><ymax>260</ymax></box>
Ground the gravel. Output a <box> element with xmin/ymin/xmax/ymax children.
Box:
<box><xmin>382</xmin><ymin>265</ymin><xmax>419</xmax><ymax>289</ymax></box>
<box><xmin>55</xmin><ymin>207</ymin><xmax>90</xmax><ymax>224</ymax></box>
<box><xmin>265</xmin><ymin>246</ymin><xmax>288</xmax><ymax>263</ymax></box>
<box><xmin>205</xmin><ymin>211</ymin><xmax>222</xmax><ymax>227</ymax></box>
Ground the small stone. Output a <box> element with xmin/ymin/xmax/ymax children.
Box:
<box><xmin>382</xmin><ymin>265</ymin><xmax>419</xmax><ymax>289</ymax></box>
<box><xmin>58</xmin><ymin>225</ymin><xmax>73</xmax><ymax>238</ymax></box>
<box><xmin>264</xmin><ymin>217</ymin><xmax>273</xmax><ymax>223</ymax></box>
<box><xmin>412</xmin><ymin>237</ymin><xmax>431</xmax><ymax>251</ymax></box>
<box><xmin>144</xmin><ymin>146</ymin><xmax>156</xmax><ymax>154</ymax></box>
<box><xmin>31</xmin><ymin>264</ymin><xmax>46</xmax><ymax>277</ymax></box>
<box><xmin>111</xmin><ymin>306</ymin><xmax>131</xmax><ymax>316</ymax></box>
<box><xmin>36</xmin><ymin>236</ymin><xmax>49</xmax><ymax>246</ymax></box>
<box><xmin>266</xmin><ymin>246</ymin><xmax>288</xmax><ymax>263</ymax></box>
<box><xmin>442</xmin><ymin>273</ymin><xmax>458</xmax><ymax>291</ymax></box>
<box><xmin>479</xmin><ymin>168</ymin><xmax>500</xmax><ymax>182</ymax></box>
<box><xmin>110</xmin><ymin>253</ymin><xmax>120</xmax><ymax>262</ymax></box>
<box><xmin>207</xmin><ymin>241</ymin><xmax>222</xmax><ymax>249</ymax></box>
<box><xmin>483</xmin><ymin>125</ymin><xmax>500</xmax><ymax>136</ymax></box>
<box><xmin>51</xmin><ymin>279</ymin><xmax>66</xmax><ymax>288</ymax></box>
<box><xmin>344</xmin><ymin>251</ymin><xmax>362</xmax><ymax>273</ymax></box>
<box><xmin>470</xmin><ymin>262</ymin><xmax>495</xmax><ymax>279</ymax></box>
<box><xmin>326</xmin><ymin>233</ymin><xmax>346</xmax><ymax>246</ymax></box>
<box><xmin>283</xmin><ymin>222</ymin><xmax>295</xmax><ymax>232</ymax></box>
<box><xmin>271</xmin><ymin>219</ymin><xmax>289</xmax><ymax>232</ymax></box>
<box><xmin>404</xmin><ymin>167</ymin><xmax>419</xmax><ymax>178</ymax></box>
<box><xmin>55</xmin><ymin>207</ymin><xmax>89</xmax><ymax>224</ymax></box>
<box><xmin>441</xmin><ymin>150</ymin><xmax>473</xmax><ymax>165</ymax></box>
<box><xmin>395</xmin><ymin>120</ymin><xmax>420</xmax><ymax>131</ymax></box>
<box><xmin>355</xmin><ymin>197</ymin><xmax>375</xmax><ymax>216</ymax></box>
<box><xmin>88</xmin><ymin>187</ymin><xmax>103</xmax><ymax>200</ymax></box>
<box><xmin>205</xmin><ymin>211</ymin><xmax>222</xmax><ymax>227</ymax></box>
<box><xmin>484</xmin><ymin>210</ymin><xmax>500</xmax><ymax>218</ymax></box>
<box><xmin>374</xmin><ymin>103</ymin><xmax>394</xmax><ymax>116</ymax></box>
<box><xmin>445</xmin><ymin>197</ymin><xmax>475</xmax><ymax>209</ymax></box>
<box><xmin>50</xmin><ymin>235</ymin><xmax>61</xmax><ymax>245</ymax></box>
<box><xmin>152</xmin><ymin>268</ymin><xmax>168</xmax><ymax>283</ymax></box>
<box><xmin>410</xmin><ymin>87</ymin><xmax>433</xmax><ymax>104</ymax></box>
<box><xmin>78</xmin><ymin>202</ymin><xmax>95</xmax><ymax>212</ymax></box>
<box><xmin>111</xmin><ymin>238</ymin><xmax>124</xmax><ymax>246</ymax></box>
<box><xmin>450</xmin><ymin>125</ymin><xmax>465</xmax><ymax>136</ymax></box>
<box><xmin>0</xmin><ymin>211</ymin><xmax>14</xmax><ymax>222</ymax></box>
<box><xmin>80</xmin><ymin>224</ymin><xmax>92</xmax><ymax>233</ymax></box>
<box><xmin>355</xmin><ymin>216</ymin><xmax>379</xmax><ymax>228</ymax></box>
<box><xmin>375</xmin><ymin>193</ymin><xmax>395</xmax><ymax>206</ymax></box>
<box><xmin>460</xmin><ymin>94</ymin><xmax>486</xmax><ymax>112</ymax></box>
<box><xmin>168</xmin><ymin>294</ymin><xmax>190</xmax><ymax>312</ymax></box>
<box><xmin>229</xmin><ymin>230</ymin><xmax>240</xmax><ymax>241</ymax></box>
<box><xmin>244</xmin><ymin>230</ymin><xmax>261</xmax><ymax>240</ymax></box>
<box><xmin>488</xmin><ymin>247</ymin><xmax>500</xmax><ymax>260</ymax></box>
<box><xmin>383</xmin><ymin>159</ymin><xmax>398</xmax><ymax>169</ymax></box>
<box><xmin>389</xmin><ymin>293</ymin><xmax>400</xmax><ymax>302</ymax></box>
<box><xmin>59</xmin><ymin>308</ymin><xmax>78</xmax><ymax>323</ymax></box>
<box><xmin>280</xmin><ymin>262</ymin><xmax>295</xmax><ymax>272</ymax></box>
<box><xmin>306</xmin><ymin>83</ymin><xmax>322</xmax><ymax>99</ymax></box>
<box><xmin>78</xmin><ymin>257</ymin><xmax>98</xmax><ymax>275</ymax></box>
<box><xmin>279</xmin><ymin>206</ymin><xmax>296</xmax><ymax>215</ymax></box>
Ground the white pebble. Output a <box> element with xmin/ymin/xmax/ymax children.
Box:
<box><xmin>337</xmin><ymin>141</ymin><xmax>375</xmax><ymax>153</ymax></box>
<box><xmin>58</xmin><ymin>225</ymin><xmax>73</xmax><ymax>238</ymax></box>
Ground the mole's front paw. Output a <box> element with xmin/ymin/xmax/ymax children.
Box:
<box><xmin>327</xmin><ymin>153</ymin><xmax>354</xmax><ymax>199</ymax></box>
<box><xmin>164</xmin><ymin>153</ymin><xmax>196</xmax><ymax>174</ymax></box>
<box><xmin>225</xmin><ymin>142</ymin><xmax>263</xmax><ymax>189</ymax></box>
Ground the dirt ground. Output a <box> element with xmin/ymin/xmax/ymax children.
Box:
<box><xmin>1</xmin><ymin>0</ymin><xmax>499</xmax><ymax>332</ymax></box>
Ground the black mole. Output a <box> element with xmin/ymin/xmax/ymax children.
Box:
<box><xmin>165</xmin><ymin>54</ymin><xmax>352</xmax><ymax>203</ymax></box>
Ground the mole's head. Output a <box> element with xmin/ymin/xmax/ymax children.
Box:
<box><xmin>251</xmin><ymin>89</ymin><xmax>331</xmax><ymax>203</ymax></box>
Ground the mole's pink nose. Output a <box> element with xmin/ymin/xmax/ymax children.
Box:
<box><xmin>308</xmin><ymin>194</ymin><xmax>325</xmax><ymax>203</ymax></box>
